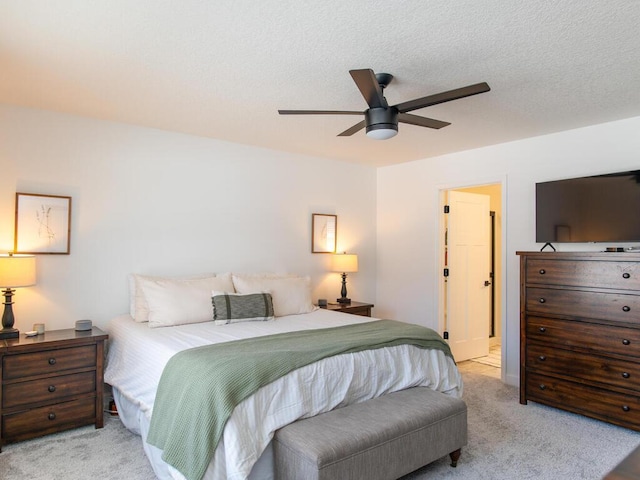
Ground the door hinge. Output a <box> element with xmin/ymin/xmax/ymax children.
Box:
<box><xmin>443</xmin><ymin>268</ymin><xmax>449</xmax><ymax>277</ymax></box>
<box><xmin>444</xmin><ymin>205</ymin><xmax>450</xmax><ymax>214</ymax></box>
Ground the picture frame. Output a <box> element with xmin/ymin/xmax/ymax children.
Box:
<box><xmin>312</xmin><ymin>214</ymin><xmax>337</xmax><ymax>253</ymax></box>
<box><xmin>14</xmin><ymin>193</ymin><xmax>72</xmax><ymax>254</ymax></box>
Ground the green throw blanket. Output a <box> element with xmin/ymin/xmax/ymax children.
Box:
<box><xmin>146</xmin><ymin>319</ymin><xmax>452</xmax><ymax>480</ymax></box>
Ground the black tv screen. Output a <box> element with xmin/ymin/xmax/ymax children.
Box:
<box><xmin>536</xmin><ymin>170</ymin><xmax>640</xmax><ymax>243</ymax></box>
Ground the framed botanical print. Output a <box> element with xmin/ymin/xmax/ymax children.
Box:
<box><xmin>14</xmin><ymin>193</ymin><xmax>72</xmax><ymax>254</ymax></box>
<box><xmin>312</xmin><ymin>214</ymin><xmax>337</xmax><ymax>253</ymax></box>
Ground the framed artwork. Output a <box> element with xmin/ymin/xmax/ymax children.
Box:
<box><xmin>14</xmin><ymin>193</ymin><xmax>72</xmax><ymax>254</ymax></box>
<box><xmin>312</xmin><ymin>214</ymin><xmax>337</xmax><ymax>253</ymax></box>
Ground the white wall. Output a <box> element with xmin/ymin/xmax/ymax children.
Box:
<box><xmin>0</xmin><ymin>105</ymin><xmax>377</xmax><ymax>332</ymax></box>
<box><xmin>376</xmin><ymin>116</ymin><xmax>640</xmax><ymax>386</ymax></box>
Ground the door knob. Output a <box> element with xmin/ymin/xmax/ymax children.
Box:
<box><xmin>484</xmin><ymin>280</ymin><xmax>491</xmax><ymax>286</ymax></box>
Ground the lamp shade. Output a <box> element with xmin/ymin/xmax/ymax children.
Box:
<box><xmin>331</xmin><ymin>253</ymin><xmax>358</xmax><ymax>273</ymax></box>
<box><xmin>0</xmin><ymin>254</ymin><xmax>36</xmax><ymax>288</ymax></box>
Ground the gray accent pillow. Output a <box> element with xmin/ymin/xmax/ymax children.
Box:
<box><xmin>212</xmin><ymin>292</ymin><xmax>275</xmax><ymax>325</ymax></box>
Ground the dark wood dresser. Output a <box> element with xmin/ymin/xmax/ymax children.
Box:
<box><xmin>518</xmin><ymin>251</ymin><xmax>640</xmax><ymax>431</ymax></box>
<box><xmin>0</xmin><ymin>327</ymin><xmax>108</xmax><ymax>450</ymax></box>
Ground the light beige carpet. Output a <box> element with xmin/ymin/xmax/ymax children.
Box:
<box><xmin>1</xmin><ymin>367</ymin><xmax>639</xmax><ymax>480</ymax></box>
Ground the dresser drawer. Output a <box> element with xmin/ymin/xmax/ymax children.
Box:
<box><xmin>2</xmin><ymin>371</ymin><xmax>96</xmax><ymax>409</ymax></box>
<box><xmin>1</xmin><ymin>396</ymin><xmax>96</xmax><ymax>442</ymax></box>
<box><xmin>527</xmin><ymin>316</ymin><xmax>640</xmax><ymax>357</ymax></box>
<box><xmin>526</xmin><ymin>372</ymin><xmax>640</xmax><ymax>429</ymax></box>
<box><xmin>2</xmin><ymin>345</ymin><xmax>96</xmax><ymax>380</ymax></box>
<box><xmin>527</xmin><ymin>344</ymin><xmax>640</xmax><ymax>392</ymax></box>
<box><xmin>526</xmin><ymin>259</ymin><xmax>640</xmax><ymax>290</ymax></box>
<box><xmin>526</xmin><ymin>287</ymin><xmax>640</xmax><ymax>324</ymax></box>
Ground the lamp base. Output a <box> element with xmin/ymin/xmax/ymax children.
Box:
<box><xmin>337</xmin><ymin>297</ymin><xmax>351</xmax><ymax>304</ymax></box>
<box><xmin>0</xmin><ymin>327</ymin><xmax>19</xmax><ymax>339</ymax></box>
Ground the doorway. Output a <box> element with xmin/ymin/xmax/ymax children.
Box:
<box><xmin>440</xmin><ymin>183</ymin><xmax>503</xmax><ymax>372</ymax></box>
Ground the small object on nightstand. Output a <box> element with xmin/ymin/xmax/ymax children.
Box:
<box><xmin>24</xmin><ymin>330</ymin><xmax>38</xmax><ymax>337</ymax></box>
<box><xmin>317</xmin><ymin>299</ymin><xmax>328</xmax><ymax>307</ymax></box>
<box><xmin>33</xmin><ymin>323</ymin><xmax>45</xmax><ymax>334</ymax></box>
<box><xmin>75</xmin><ymin>319</ymin><xmax>92</xmax><ymax>331</ymax></box>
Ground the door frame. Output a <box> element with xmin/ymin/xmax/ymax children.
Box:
<box><xmin>436</xmin><ymin>176</ymin><xmax>507</xmax><ymax>381</ymax></box>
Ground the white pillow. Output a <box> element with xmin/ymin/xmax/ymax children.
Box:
<box><xmin>232</xmin><ymin>275</ymin><xmax>316</xmax><ymax>317</ymax></box>
<box><xmin>129</xmin><ymin>272</ymin><xmax>218</xmax><ymax>322</ymax></box>
<box><xmin>140</xmin><ymin>274</ymin><xmax>235</xmax><ymax>328</ymax></box>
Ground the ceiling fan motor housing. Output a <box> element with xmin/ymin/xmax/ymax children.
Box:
<box><xmin>365</xmin><ymin>107</ymin><xmax>398</xmax><ymax>135</ymax></box>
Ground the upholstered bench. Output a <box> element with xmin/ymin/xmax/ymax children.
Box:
<box><xmin>273</xmin><ymin>387</ymin><xmax>467</xmax><ymax>480</ymax></box>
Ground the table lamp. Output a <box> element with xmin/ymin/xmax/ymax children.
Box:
<box><xmin>0</xmin><ymin>254</ymin><xmax>36</xmax><ymax>339</ymax></box>
<box><xmin>331</xmin><ymin>253</ymin><xmax>358</xmax><ymax>304</ymax></box>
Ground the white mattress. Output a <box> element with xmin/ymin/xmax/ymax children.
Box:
<box><xmin>104</xmin><ymin>309</ymin><xmax>463</xmax><ymax>480</ymax></box>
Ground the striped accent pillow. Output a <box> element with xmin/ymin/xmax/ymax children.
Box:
<box><xmin>212</xmin><ymin>292</ymin><xmax>275</xmax><ymax>325</ymax></box>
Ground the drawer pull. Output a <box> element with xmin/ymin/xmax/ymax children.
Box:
<box><xmin>623</xmin><ymin>306</ymin><xmax>631</xmax><ymax>312</ymax></box>
<box><xmin>539</xmin><ymin>298</ymin><xmax>546</xmax><ymax>304</ymax></box>
<box><xmin>539</xmin><ymin>269</ymin><xmax>546</xmax><ymax>275</ymax></box>
<box><xmin>48</xmin><ymin>385</ymin><xmax>56</xmax><ymax>393</ymax></box>
<box><xmin>623</xmin><ymin>273</ymin><xmax>631</xmax><ymax>279</ymax></box>
<box><xmin>623</xmin><ymin>405</ymin><xmax>631</xmax><ymax>412</ymax></box>
<box><xmin>623</xmin><ymin>339</ymin><xmax>631</xmax><ymax>346</ymax></box>
<box><xmin>539</xmin><ymin>384</ymin><xmax>546</xmax><ymax>390</ymax></box>
<box><xmin>48</xmin><ymin>358</ymin><xmax>57</xmax><ymax>365</ymax></box>
<box><xmin>538</xmin><ymin>355</ymin><xmax>546</xmax><ymax>361</ymax></box>
<box><xmin>539</xmin><ymin>327</ymin><xmax>547</xmax><ymax>333</ymax></box>
<box><xmin>622</xmin><ymin>372</ymin><xmax>631</xmax><ymax>379</ymax></box>
<box><xmin>48</xmin><ymin>412</ymin><xmax>56</xmax><ymax>421</ymax></box>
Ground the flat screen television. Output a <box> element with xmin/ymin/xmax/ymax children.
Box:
<box><xmin>536</xmin><ymin>170</ymin><xmax>640</xmax><ymax>243</ymax></box>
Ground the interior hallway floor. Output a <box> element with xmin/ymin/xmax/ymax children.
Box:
<box><xmin>469</xmin><ymin>345</ymin><xmax>502</xmax><ymax>370</ymax></box>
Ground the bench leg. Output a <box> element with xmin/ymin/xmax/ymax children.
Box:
<box><xmin>449</xmin><ymin>448</ymin><xmax>462</xmax><ymax>467</ymax></box>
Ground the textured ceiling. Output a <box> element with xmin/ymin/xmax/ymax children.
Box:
<box><xmin>2</xmin><ymin>1</ymin><xmax>640</xmax><ymax>167</ymax></box>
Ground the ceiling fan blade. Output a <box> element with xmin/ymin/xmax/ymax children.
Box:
<box><xmin>338</xmin><ymin>120</ymin><xmax>366</xmax><ymax>136</ymax></box>
<box><xmin>278</xmin><ymin>109</ymin><xmax>362</xmax><ymax>115</ymax></box>
<box><xmin>349</xmin><ymin>69</ymin><xmax>387</xmax><ymax>109</ymax></box>
<box><xmin>395</xmin><ymin>82</ymin><xmax>490</xmax><ymax>114</ymax></box>
<box><xmin>398</xmin><ymin>113</ymin><xmax>450</xmax><ymax>129</ymax></box>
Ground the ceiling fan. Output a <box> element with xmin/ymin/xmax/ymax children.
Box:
<box><xmin>278</xmin><ymin>69</ymin><xmax>490</xmax><ymax>140</ymax></box>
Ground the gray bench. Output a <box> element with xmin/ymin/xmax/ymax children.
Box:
<box><xmin>274</xmin><ymin>387</ymin><xmax>467</xmax><ymax>480</ymax></box>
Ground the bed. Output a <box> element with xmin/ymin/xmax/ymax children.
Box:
<box><xmin>104</xmin><ymin>273</ymin><xmax>463</xmax><ymax>480</ymax></box>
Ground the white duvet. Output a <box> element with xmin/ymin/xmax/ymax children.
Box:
<box><xmin>104</xmin><ymin>309</ymin><xmax>463</xmax><ymax>480</ymax></box>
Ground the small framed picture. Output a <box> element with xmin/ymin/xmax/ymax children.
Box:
<box><xmin>14</xmin><ymin>193</ymin><xmax>72</xmax><ymax>254</ymax></box>
<box><xmin>312</xmin><ymin>214</ymin><xmax>337</xmax><ymax>253</ymax></box>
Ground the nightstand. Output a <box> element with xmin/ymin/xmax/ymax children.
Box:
<box><xmin>321</xmin><ymin>301</ymin><xmax>374</xmax><ymax>317</ymax></box>
<box><xmin>0</xmin><ymin>327</ymin><xmax>108</xmax><ymax>451</ymax></box>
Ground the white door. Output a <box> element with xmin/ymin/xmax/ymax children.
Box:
<box><xmin>446</xmin><ymin>190</ymin><xmax>491</xmax><ymax>361</ymax></box>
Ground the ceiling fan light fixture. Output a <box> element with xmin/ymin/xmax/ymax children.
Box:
<box><xmin>365</xmin><ymin>107</ymin><xmax>398</xmax><ymax>140</ymax></box>
<box><xmin>366</xmin><ymin>125</ymin><xmax>398</xmax><ymax>140</ymax></box>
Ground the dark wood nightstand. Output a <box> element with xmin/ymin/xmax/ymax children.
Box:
<box><xmin>321</xmin><ymin>301</ymin><xmax>374</xmax><ymax>317</ymax></box>
<box><xmin>0</xmin><ymin>327</ymin><xmax>108</xmax><ymax>451</ymax></box>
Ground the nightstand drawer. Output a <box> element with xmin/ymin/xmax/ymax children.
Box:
<box><xmin>3</xmin><ymin>345</ymin><xmax>96</xmax><ymax>380</ymax></box>
<box><xmin>322</xmin><ymin>301</ymin><xmax>373</xmax><ymax>317</ymax></box>
<box><xmin>342</xmin><ymin>306</ymin><xmax>371</xmax><ymax>316</ymax></box>
<box><xmin>3</xmin><ymin>371</ymin><xmax>96</xmax><ymax>409</ymax></box>
<box><xmin>1</xmin><ymin>396</ymin><xmax>96</xmax><ymax>442</ymax></box>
